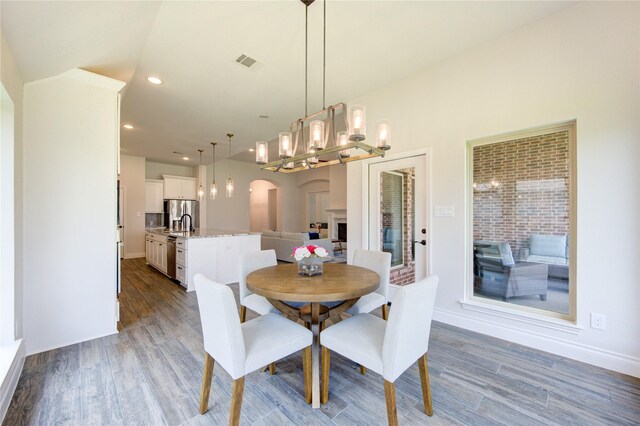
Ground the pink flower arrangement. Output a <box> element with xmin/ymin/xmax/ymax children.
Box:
<box><xmin>293</xmin><ymin>244</ymin><xmax>329</xmax><ymax>261</ymax></box>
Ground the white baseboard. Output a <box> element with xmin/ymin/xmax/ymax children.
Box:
<box><xmin>124</xmin><ymin>252</ymin><xmax>145</xmax><ymax>259</ymax></box>
<box><xmin>0</xmin><ymin>339</ymin><xmax>25</xmax><ymax>423</ymax></box>
<box><xmin>433</xmin><ymin>307</ymin><xmax>640</xmax><ymax>378</ymax></box>
<box><xmin>26</xmin><ymin>328</ymin><xmax>118</xmax><ymax>357</ymax></box>
<box><xmin>389</xmin><ymin>285</ymin><xmax>639</xmax><ymax>377</ymax></box>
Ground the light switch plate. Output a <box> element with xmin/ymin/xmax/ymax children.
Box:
<box><xmin>434</xmin><ymin>205</ymin><xmax>454</xmax><ymax>217</ymax></box>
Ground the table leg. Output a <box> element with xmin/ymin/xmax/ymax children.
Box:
<box><xmin>311</xmin><ymin>302</ymin><xmax>320</xmax><ymax>408</ymax></box>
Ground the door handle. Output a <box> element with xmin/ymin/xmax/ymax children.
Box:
<box><xmin>413</xmin><ymin>239</ymin><xmax>426</xmax><ymax>246</ymax></box>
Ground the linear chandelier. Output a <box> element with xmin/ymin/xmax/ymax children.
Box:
<box><xmin>255</xmin><ymin>0</ymin><xmax>390</xmax><ymax>173</ymax></box>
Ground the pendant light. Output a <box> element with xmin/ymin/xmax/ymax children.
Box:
<box><xmin>210</xmin><ymin>142</ymin><xmax>217</xmax><ymax>199</ymax></box>
<box><xmin>225</xmin><ymin>133</ymin><xmax>234</xmax><ymax>197</ymax></box>
<box><xmin>197</xmin><ymin>149</ymin><xmax>205</xmax><ymax>200</ymax></box>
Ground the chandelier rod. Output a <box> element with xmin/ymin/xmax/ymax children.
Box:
<box><xmin>305</xmin><ymin>4</ymin><xmax>308</xmax><ymax>117</ymax></box>
<box><xmin>322</xmin><ymin>0</ymin><xmax>326</xmax><ymax>110</ymax></box>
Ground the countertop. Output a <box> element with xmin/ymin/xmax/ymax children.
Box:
<box><xmin>146</xmin><ymin>228</ymin><xmax>261</xmax><ymax>239</ymax></box>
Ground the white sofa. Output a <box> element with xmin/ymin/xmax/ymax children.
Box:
<box><xmin>260</xmin><ymin>230</ymin><xmax>333</xmax><ymax>261</ymax></box>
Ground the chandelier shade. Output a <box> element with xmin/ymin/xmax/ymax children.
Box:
<box><xmin>256</xmin><ymin>141</ymin><xmax>268</xmax><ymax>164</ymax></box>
<box><xmin>375</xmin><ymin>120</ymin><xmax>391</xmax><ymax>150</ymax></box>
<box><xmin>279</xmin><ymin>132</ymin><xmax>293</xmax><ymax>158</ymax></box>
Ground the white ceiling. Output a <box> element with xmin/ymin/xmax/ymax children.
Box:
<box><xmin>1</xmin><ymin>1</ymin><xmax>577</xmax><ymax>166</ymax></box>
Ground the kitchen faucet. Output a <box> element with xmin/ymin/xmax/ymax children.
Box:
<box><xmin>180</xmin><ymin>213</ymin><xmax>194</xmax><ymax>232</ymax></box>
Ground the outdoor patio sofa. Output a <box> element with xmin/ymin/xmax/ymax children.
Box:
<box><xmin>474</xmin><ymin>240</ymin><xmax>548</xmax><ymax>301</ymax></box>
<box><xmin>525</xmin><ymin>234</ymin><xmax>569</xmax><ymax>280</ymax></box>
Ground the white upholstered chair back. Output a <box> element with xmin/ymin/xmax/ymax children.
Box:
<box><xmin>382</xmin><ymin>275</ymin><xmax>439</xmax><ymax>382</ymax></box>
<box><xmin>239</xmin><ymin>250</ymin><xmax>277</xmax><ymax>301</ymax></box>
<box><xmin>195</xmin><ymin>273</ymin><xmax>247</xmax><ymax>379</ymax></box>
<box><xmin>352</xmin><ymin>249</ymin><xmax>392</xmax><ymax>301</ymax></box>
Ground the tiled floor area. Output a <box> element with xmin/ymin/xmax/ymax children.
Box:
<box><xmin>4</xmin><ymin>258</ymin><xmax>639</xmax><ymax>425</ymax></box>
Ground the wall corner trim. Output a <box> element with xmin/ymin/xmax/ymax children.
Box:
<box><xmin>0</xmin><ymin>339</ymin><xmax>25</xmax><ymax>423</ymax></box>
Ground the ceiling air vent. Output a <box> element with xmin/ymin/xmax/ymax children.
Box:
<box><xmin>235</xmin><ymin>54</ymin><xmax>262</xmax><ymax>70</ymax></box>
<box><xmin>235</xmin><ymin>54</ymin><xmax>256</xmax><ymax>68</ymax></box>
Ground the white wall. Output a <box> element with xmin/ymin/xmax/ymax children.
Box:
<box><xmin>206</xmin><ymin>159</ymin><xmax>298</xmax><ymax>231</ymax></box>
<box><xmin>348</xmin><ymin>2</ymin><xmax>639</xmax><ymax>376</ymax></box>
<box><xmin>145</xmin><ymin>160</ymin><xmax>194</xmax><ymax>179</ymax></box>
<box><xmin>119</xmin><ymin>155</ymin><xmax>146</xmax><ymax>257</ymax></box>
<box><xmin>249</xmin><ymin>180</ymin><xmax>278</xmax><ymax>231</ymax></box>
<box><xmin>0</xmin><ymin>32</ymin><xmax>24</xmax><ymax>344</ymax></box>
<box><xmin>23</xmin><ymin>69</ymin><xmax>125</xmax><ymax>355</ymax></box>
<box><xmin>1</xmin><ymin>84</ymin><xmax>16</xmax><ymax>345</ymax></box>
<box><xmin>0</xmin><ymin>31</ymin><xmax>25</xmax><ymax>424</ymax></box>
<box><xmin>329</xmin><ymin>164</ymin><xmax>347</xmax><ymax>210</ymax></box>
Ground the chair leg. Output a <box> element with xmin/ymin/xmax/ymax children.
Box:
<box><xmin>200</xmin><ymin>352</ymin><xmax>215</xmax><ymax>414</ymax></box>
<box><xmin>303</xmin><ymin>346</ymin><xmax>312</xmax><ymax>404</ymax></box>
<box><xmin>418</xmin><ymin>353</ymin><xmax>433</xmax><ymax>416</ymax></box>
<box><xmin>383</xmin><ymin>380</ymin><xmax>398</xmax><ymax>426</ymax></box>
<box><xmin>239</xmin><ymin>305</ymin><xmax>246</xmax><ymax>323</ymax></box>
<box><xmin>359</xmin><ymin>365</ymin><xmax>367</xmax><ymax>375</ymax></box>
<box><xmin>268</xmin><ymin>362</ymin><xmax>276</xmax><ymax>375</ymax></box>
<box><xmin>321</xmin><ymin>346</ymin><xmax>330</xmax><ymax>404</ymax></box>
<box><xmin>382</xmin><ymin>304</ymin><xmax>389</xmax><ymax>320</ymax></box>
<box><xmin>229</xmin><ymin>377</ymin><xmax>245</xmax><ymax>426</ymax></box>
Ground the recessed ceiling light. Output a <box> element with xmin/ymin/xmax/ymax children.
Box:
<box><xmin>258</xmin><ymin>114</ymin><xmax>269</xmax><ymax>119</ymax></box>
<box><xmin>147</xmin><ymin>76</ymin><xmax>163</xmax><ymax>85</ymax></box>
<box><xmin>182</xmin><ymin>157</ymin><xmax>189</xmax><ymax>161</ymax></box>
<box><xmin>123</xmin><ymin>124</ymin><xmax>134</xmax><ymax>130</ymax></box>
<box><xmin>249</xmin><ymin>148</ymin><xmax>255</xmax><ymax>152</ymax></box>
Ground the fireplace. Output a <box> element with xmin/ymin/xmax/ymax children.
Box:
<box><xmin>337</xmin><ymin>223</ymin><xmax>347</xmax><ymax>242</ymax></box>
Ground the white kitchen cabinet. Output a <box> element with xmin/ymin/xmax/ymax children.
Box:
<box><xmin>145</xmin><ymin>232</ymin><xmax>168</xmax><ymax>274</ymax></box>
<box><xmin>158</xmin><ymin>240</ymin><xmax>167</xmax><ymax>273</ymax></box>
<box><xmin>216</xmin><ymin>237</ymin><xmax>239</xmax><ymax>285</ymax></box>
<box><xmin>163</xmin><ymin>175</ymin><xmax>197</xmax><ymax>200</ymax></box>
<box><xmin>178</xmin><ymin>234</ymin><xmax>260</xmax><ymax>291</ymax></box>
<box><xmin>145</xmin><ymin>180</ymin><xmax>164</xmax><ymax>213</ymax></box>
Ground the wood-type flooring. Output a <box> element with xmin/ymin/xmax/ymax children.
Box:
<box><xmin>4</xmin><ymin>258</ymin><xmax>639</xmax><ymax>425</ymax></box>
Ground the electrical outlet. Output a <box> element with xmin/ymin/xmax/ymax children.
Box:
<box><xmin>591</xmin><ymin>313</ymin><xmax>607</xmax><ymax>330</ymax></box>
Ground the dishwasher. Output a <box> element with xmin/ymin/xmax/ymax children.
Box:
<box><xmin>166</xmin><ymin>236</ymin><xmax>177</xmax><ymax>280</ymax></box>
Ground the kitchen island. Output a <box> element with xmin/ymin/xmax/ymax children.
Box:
<box><xmin>145</xmin><ymin>228</ymin><xmax>260</xmax><ymax>291</ymax></box>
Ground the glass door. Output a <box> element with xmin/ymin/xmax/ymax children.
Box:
<box><xmin>369</xmin><ymin>155</ymin><xmax>428</xmax><ymax>284</ymax></box>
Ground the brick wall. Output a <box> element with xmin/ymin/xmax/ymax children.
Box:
<box><xmin>472</xmin><ymin>130</ymin><xmax>570</xmax><ymax>254</ymax></box>
<box><xmin>381</xmin><ymin>168</ymin><xmax>416</xmax><ymax>286</ymax></box>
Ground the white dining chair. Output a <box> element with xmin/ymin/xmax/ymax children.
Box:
<box><xmin>320</xmin><ymin>275</ymin><xmax>439</xmax><ymax>426</ymax></box>
<box><xmin>239</xmin><ymin>250</ymin><xmax>280</xmax><ymax>322</ymax></box>
<box><xmin>346</xmin><ymin>249</ymin><xmax>392</xmax><ymax>320</ymax></box>
<box><xmin>194</xmin><ymin>274</ymin><xmax>312</xmax><ymax>425</ymax></box>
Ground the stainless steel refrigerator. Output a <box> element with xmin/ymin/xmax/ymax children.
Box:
<box><xmin>164</xmin><ymin>199</ymin><xmax>199</xmax><ymax>231</ymax></box>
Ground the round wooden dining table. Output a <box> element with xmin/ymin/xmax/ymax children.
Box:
<box><xmin>246</xmin><ymin>262</ymin><xmax>379</xmax><ymax>408</ymax></box>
